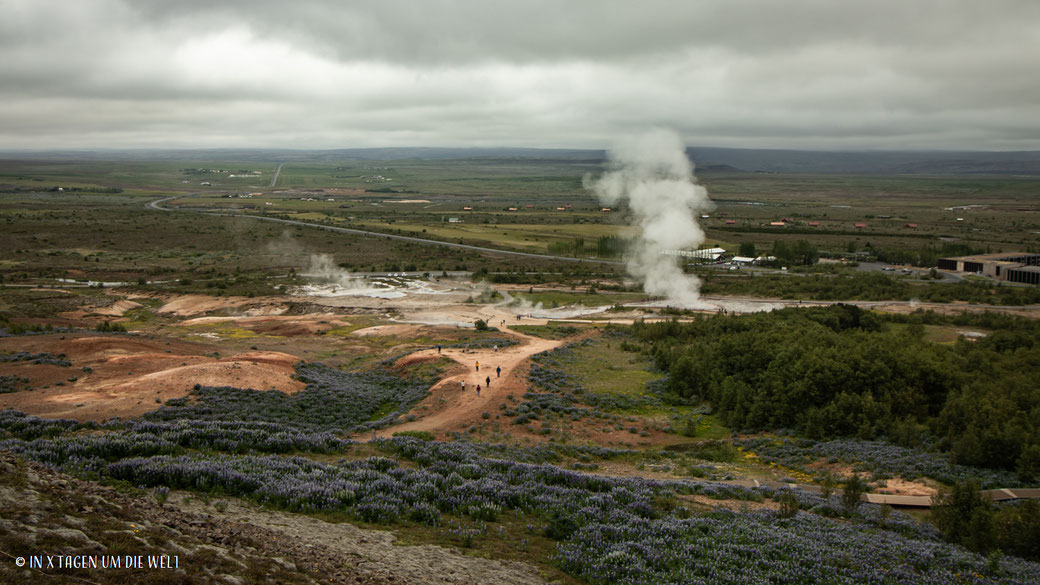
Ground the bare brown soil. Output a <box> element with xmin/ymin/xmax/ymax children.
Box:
<box><xmin>877</xmin><ymin>477</ymin><xmax>939</xmax><ymax>497</ymax></box>
<box><xmin>351</xmin><ymin>324</ymin><xmax>426</xmax><ymax>337</ymax></box>
<box><xmin>181</xmin><ymin>314</ymin><xmax>352</xmax><ymax>336</ymax></box>
<box><xmin>804</xmin><ymin>460</ymin><xmax>939</xmax><ymax>497</ymax></box>
<box><xmin>680</xmin><ymin>493</ymin><xmax>780</xmax><ymax>513</ymax></box>
<box><xmin>0</xmin><ymin>334</ymin><xmax>302</xmax><ymax>421</ymax></box>
<box><xmin>57</xmin><ymin>299</ymin><xmax>143</xmax><ymax>319</ymax></box>
<box><xmin>154</xmin><ymin>294</ymin><xmax>270</xmax><ymax>316</ymax></box>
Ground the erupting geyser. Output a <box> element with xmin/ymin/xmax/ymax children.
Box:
<box><xmin>585</xmin><ymin>129</ymin><xmax>716</xmax><ymax>307</ymax></box>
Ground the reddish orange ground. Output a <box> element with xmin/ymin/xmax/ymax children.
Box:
<box><xmin>0</xmin><ymin>334</ymin><xmax>302</xmax><ymax>421</ymax></box>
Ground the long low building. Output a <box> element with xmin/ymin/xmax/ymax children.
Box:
<box><xmin>1007</xmin><ymin>265</ymin><xmax>1040</xmax><ymax>285</ymax></box>
<box><xmin>937</xmin><ymin>252</ymin><xmax>1040</xmax><ymax>283</ymax></box>
<box><xmin>662</xmin><ymin>247</ymin><xmax>726</xmax><ymax>261</ymax></box>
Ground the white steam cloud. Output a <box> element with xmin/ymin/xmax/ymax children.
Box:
<box><xmin>304</xmin><ymin>253</ymin><xmax>364</xmax><ymax>289</ymax></box>
<box><xmin>585</xmin><ymin>129</ymin><xmax>715</xmax><ymax>307</ymax></box>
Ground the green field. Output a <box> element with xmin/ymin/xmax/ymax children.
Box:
<box><xmin>566</xmin><ymin>337</ymin><xmax>662</xmax><ymax>397</ymax></box>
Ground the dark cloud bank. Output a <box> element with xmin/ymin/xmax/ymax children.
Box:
<box><xmin>1</xmin><ymin>0</ymin><xmax>1039</xmax><ymax>151</ymax></box>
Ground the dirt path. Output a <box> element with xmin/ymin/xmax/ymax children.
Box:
<box><xmin>376</xmin><ymin>307</ymin><xmax>560</xmax><ymax>437</ymax></box>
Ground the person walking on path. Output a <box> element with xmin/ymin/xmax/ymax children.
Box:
<box><xmin>496</xmin><ymin>365</ymin><xmax>501</xmax><ymax>378</ymax></box>
<box><xmin>475</xmin><ymin>361</ymin><xmax>479</xmax><ymax>372</ymax></box>
<box><xmin>493</xmin><ymin>344</ymin><xmax>498</xmax><ymax>352</ymax></box>
<box><xmin>486</xmin><ymin>375</ymin><xmax>491</xmax><ymax>388</ymax></box>
<box><xmin>437</xmin><ymin>344</ymin><xmax>441</xmax><ymax>354</ymax></box>
<box><xmin>476</xmin><ymin>384</ymin><xmax>481</xmax><ymax>397</ymax></box>
<box><xmin>461</xmin><ymin>380</ymin><xmax>465</xmax><ymax>391</ymax></box>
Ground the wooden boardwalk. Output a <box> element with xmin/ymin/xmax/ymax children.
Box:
<box><xmin>730</xmin><ymin>480</ymin><xmax>1040</xmax><ymax>508</ymax></box>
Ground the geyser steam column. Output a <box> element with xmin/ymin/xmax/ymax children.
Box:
<box><xmin>585</xmin><ymin>129</ymin><xmax>716</xmax><ymax>308</ymax></box>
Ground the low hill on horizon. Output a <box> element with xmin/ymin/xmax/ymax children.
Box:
<box><xmin>2</xmin><ymin>146</ymin><xmax>1039</xmax><ymax>175</ymax></box>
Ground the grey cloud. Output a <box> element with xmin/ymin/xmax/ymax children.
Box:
<box><xmin>1</xmin><ymin>0</ymin><xmax>1038</xmax><ymax>149</ymax></box>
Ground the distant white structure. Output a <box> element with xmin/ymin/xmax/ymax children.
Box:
<box><xmin>662</xmin><ymin>247</ymin><xmax>725</xmax><ymax>261</ymax></box>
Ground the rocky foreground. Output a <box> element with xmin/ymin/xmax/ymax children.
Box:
<box><xmin>0</xmin><ymin>452</ymin><xmax>546</xmax><ymax>585</ymax></box>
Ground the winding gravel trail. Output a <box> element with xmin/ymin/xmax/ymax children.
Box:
<box><xmin>375</xmin><ymin>306</ymin><xmax>560</xmax><ymax>438</ymax></box>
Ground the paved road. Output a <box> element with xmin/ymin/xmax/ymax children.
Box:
<box><xmin>147</xmin><ymin>196</ymin><xmax>176</xmax><ymax>212</ymax></box>
<box><xmin>147</xmin><ymin>196</ymin><xmax>624</xmax><ymax>266</ymax></box>
<box><xmin>269</xmin><ymin>163</ymin><xmax>283</xmax><ymax>188</ymax></box>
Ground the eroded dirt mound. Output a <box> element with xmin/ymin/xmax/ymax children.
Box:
<box><xmin>104</xmin><ymin>359</ymin><xmax>302</xmax><ymax>395</ymax></box>
<box><xmin>67</xmin><ymin>335</ymin><xmax>199</xmax><ymax>357</ymax></box>
<box><xmin>394</xmin><ymin>354</ymin><xmax>448</xmax><ymax>368</ymax></box>
<box><xmin>58</xmin><ymin>299</ymin><xmax>143</xmax><ymax>321</ymax></box>
<box><xmin>351</xmin><ymin>324</ymin><xmax>426</xmax><ymax>337</ymax></box>
<box><xmin>0</xmin><ymin>334</ymin><xmax>303</xmax><ymax>421</ymax></box>
<box><xmin>180</xmin><ymin>315</ymin><xmax>350</xmax><ymax>336</ymax></box>
<box><xmin>156</xmin><ymin>294</ymin><xmax>261</xmax><ymax>317</ymax></box>
<box><xmin>222</xmin><ymin>350</ymin><xmax>299</xmax><ymax>367</ymax></box>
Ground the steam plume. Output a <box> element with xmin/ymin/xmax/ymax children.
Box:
<box><xmin>585</xmin><ymin>129</ymin><xmax>715</xmax><ymax>307</ymax></box>
<box><xmin>304</xmin><ymin>253</ymin><xmax>363</xmax><ymax>289</ymax></box>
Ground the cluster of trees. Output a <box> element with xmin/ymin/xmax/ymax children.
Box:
<box><xmin>698</xmin><ymin>270</ymin><xmax>1040</xmax><ymax>305</ymax></box>
<box><xmin>699</xmin><ymin>271</ymin><xmax>907</xmax><ymax>301</ymax></box>
<box><xmin>547</xmin><ymin>237</ymin><xmax>586</xmax><ymax>257</ymax></box>
<box><xmin>769</xmin><ymin>239</ymin><xmax>819</xmax><ymax>266</ymax></box>
<box><xmin>594</xmin><ymin>235</ymin><xmax>629</xmax><ymax>258</ymax></box>
<box><xmin>95</xmin><ymin>321</ymin><xmax>127</xmax><ymax>333</ymax></box>
<box><xmin>633</xmin><ymin>305</ymin><xmax>1040</xmax><ymax>480</ymax></box>
<box><xmin>933</xmin><ymin>481</ymin><xmax>1040</xmax><ymax>561</ymax></box>
<box><xmin>544</xmin><ymin>235</ymin><xmax>631</xmax><ymax>259</ymax></box>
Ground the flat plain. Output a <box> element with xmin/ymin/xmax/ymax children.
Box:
<box><xmin>1</xmin><ymin>151</ymin><xmax>1039</xmax><ymax>585</ymax></box>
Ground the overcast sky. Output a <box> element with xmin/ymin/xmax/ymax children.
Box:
<box><xmin>2</xmin><ymin>0</ymin><xmax>1038</xmax><ymax>151</ymax></box>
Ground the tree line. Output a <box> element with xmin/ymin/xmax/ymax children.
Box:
<box><xmin>632</xmin><ymin>305</ymin><xmax>1040</xmax><ymax>482</ymax></box>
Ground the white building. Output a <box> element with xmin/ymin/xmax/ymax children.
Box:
<box><xmin>662</xmin><ymin>247</ymin><xmax>726</xmax><ymax>261</ymax></box>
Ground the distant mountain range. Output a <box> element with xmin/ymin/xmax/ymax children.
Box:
<box><xmin>2</xmin><ymin>146</ymin><xmax>1039</xmax><ymax>175</ymax></box>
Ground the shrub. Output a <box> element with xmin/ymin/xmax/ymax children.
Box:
<box><xmin>842</xmin><ymin>475</ymin><xmax>868</xmax><ymax>515</ymax></box>
<box><xmin>776</xmin><ymin>491</ymin><xmax>800</xmax><ymax>519</ymax></box>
